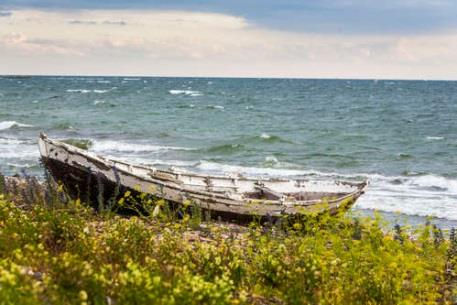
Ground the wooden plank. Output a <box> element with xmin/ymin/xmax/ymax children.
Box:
<box><xmin>254</xmin><ymin>185</ymin><xmax>284</xmax><ymax>200</ymax></box>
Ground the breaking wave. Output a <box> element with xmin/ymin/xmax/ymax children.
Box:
<box><xmin>257</xmin><ymin>133</ymin><xmax>292</xmax><ymax>143</ymax></box>
<box><xmin>0</xmin><ymin>136</ymin><xmax>38</xmax><ymax>160</ymax></box>
<box><xmin>426</xmin><ymin>136</ymin><xmax>444</xmax><ymax>141</ymax></box>
<box><xmin>91</xmin><ymin>140</ymin><xmax>195</xmax><ymax>154</ymax></box>
<box><xmin>206</xmin><ymin>143</ymin><xmax>246</xmax><ymax>154</ymax></box>
<box><xmin>238</xmin><ymin>134</ymin><xmax>293</xmax><ymax>144</ymax></box>
<box><xmin>0</xmin><ymin>121</ymin><xmax>34</xmax><ymax>130</ymax></box>
<box><xmin>61</xmin><ymin>138</ymin><xmax>93</xmax><ymax>150</ymax></box>
<box><xmin>169</xmin><ymin>90</ymin><xmax>203</xmax><ymax>97</ymax></box>
<box><xmin>66</xmin><ymin>89</ymin><xmax>109</xmax><ymax>94</ymax></box>
<box><xmin>176</xmin><ymin>104</ymin><xmax>195</xmax><ymax>109</ymax></box>
<box><xmin>52</xmin><ymin>122</ymin><xmax>75</xmax><ymax>131</ymax></box>
<box><xmin>206</xmin><ymin>105</ymin><xmax>224</xmax><ymax>110</ymax></box>
<box><xmin>191</xmin><ymin>160</ymin><xmax>457</xmax><ymax>221</ymax></box>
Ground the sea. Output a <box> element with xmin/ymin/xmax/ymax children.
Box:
<box><xmin>1</xmin><ymin>76</ymin><xmax>456</xmax><ymax>228</ymax></box>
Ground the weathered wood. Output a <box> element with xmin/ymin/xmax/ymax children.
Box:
<box><xmin>38</xmin><ymin>133</ymin><xmax>367</xmax><ymax>220</ymax></box>
<box><xmin>254</xmin><ymin>184</ymin><xmax>284</xmax><ymax>200</ymax></box>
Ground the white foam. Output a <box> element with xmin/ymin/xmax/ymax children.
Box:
<box><xmin>66</xmin><ymin>89</ymin><xmax>109</xmax><ymax>94</ymax></box>
<box><xmin>195</xmin><ymin>160</ymin><xmax>307</xmax><ymax>177</ymax></box>
<box><xmin>260</xmin><ymin>133</ymin><xmax>271</xmax><ymax>139</ymax></box>
<box><xmin>169</xmin><ymin>90</ymin><xmax>203</xmax><ymax>97</ymax></box>
<box><xmin>67</xmin><ymin>89</ymin><xmax>91</xmax><ymax>93</ymax></box>
<box><xmin>93</xmin><ymin>100</ymin><xmax>105</xmax><ymax>105</ymax></box>
<box><xmin>0</xmin><ymin>121</ymin><xmax>34</xmax><ymax>130</ymax></box>
<box><xmin>195</xmin><ymin>161</ymin><xmax>360</xmax><ymax>179</ymax></box>
<box><xmin>0</xmin><ymin>138</ymin><xmax>30</xmax><ymax>146</ymax></box>
<box><xmin>0</xmin><ymin>137</ymin><xmax>38</xmax><ymax>160</ymax></box>
<box><xmin>6</xmin><ymin>162</ymin><xmax>35</xmax><ymax>168</ymax></box>
<box><xmin>192</xmin><ymin>160</ymin><xmax>457</xmax><ymax>220</ymax></box>
<box><xmin>264</xmin><ymin>156</ymin><xmax>279</xmax><ymax>164</ymax></box>
<box><xmin>139</xmin><ymin>159</ymin><xmax>198</xmax><ymax>168</ymax></box>
<box><xmin>405</xmin><ymin>175</ymin><xmax>457</xmax><ymax>192</ymax></box>
<box><xmin>344</xmin><ymin>173</ymin><xmax>457</xmax><ymax>220</ymax></box>
<box><xmin>426</xmin><ymin>136</ymin><xmax>444</xmax><ymax>141</ymax></box>
<box><xmin>91</xmin><ymin>140</ymin><xmax>194</xmax><ymax>154</ymax></box>
<box><xmin>207</xmin><ymin>105</ymin><xmax>224</xmax><ymax>110</ymax></box>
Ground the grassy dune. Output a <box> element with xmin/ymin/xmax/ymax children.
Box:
<box><xmin>0</xmin><ymin>175</ymin><xmax>456</xmax><ymax>304</ymax></box>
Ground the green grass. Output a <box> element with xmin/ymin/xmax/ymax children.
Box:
<box><xmin>0</xmin><ymin>178</ymin><xmax>456</xmax><ymax>304</ymax></box>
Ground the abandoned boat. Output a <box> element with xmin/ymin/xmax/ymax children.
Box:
<box><xmin>38</xmin><ymin>133</ymin><xmax>367</xmax><ymax>220</ymax></box>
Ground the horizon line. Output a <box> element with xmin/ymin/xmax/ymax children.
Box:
<box><xmin>1</xmin><ymin>73</ymin><xmax>456</xmax><ymax>82</ymax></box>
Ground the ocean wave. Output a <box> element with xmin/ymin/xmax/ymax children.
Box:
<box><xmin>260</xmin><ymin>133</ymin><xmax>271</xmax><ymax>140</ymax></box>
<box><xmin>66</xmin><ymin>89</ymin><xmax>90</xmax><ymax>93</ymax></box>
<box><xmin>261</xmin><ymin>134</ymin><xmax>292</xmax><ymax>143</ymax></box>
<box><xmin>61</xmin><ymin>138</ymin><xmax>93</xmax><ymax>150</ymax></box>
<box><xmin>241</xmin><ymin>133</ymin><xmax>293</xmax><ymax>144</ymax></box>
<box><xmin>397</xmin><ymin>153</ymin><xmax>413</xmax><ymax>160</ymax></box>
<box><xmin>206</xmin><ymin>105</ymin><xmax>224</xmax><ymax>110</ymax></box>
<box><xmin>195</xmin><ymin>160</ymin><xmax>308</xmax><ymax>177</ymax></box>
<box><xmin>0</xmin><ymin>137</ymin><xmax>38</xmax><ymax>160</ymax></box>
<box><xmin>176</xmin><ymin>104</ymin><xmax>195</xmax><ymax>109</ymax></box>
<box><xmin>206</xmin><ymin>143</ymin><xmax>246</xmax><ymax>154</ymax></box>
<box><xmin>97</xmin><ymin>155</ymin><xmax>198</xmax><ymax>169</ymax></box>
<box><xmin>149</xmin><ymin>159</ymin><xmax>198</xmax><ymax>167</ymax></box>
<box><xmin>426</xmin><ymin>136</ymin><xmax>444</xmax><ymax>141</ymax></box>
<box><xmin>190</xmin><ymin>160</ymin><xmax>457</xmax><ymax>220</ymax></box>
<box><xmin>263</xmin><ymin>156</ymin><xmax>279</xmax><ymax>166</ymax></box>
<box><xmin>66</xmin><ymin>89</ymin><xmax>109</xmax><ymax>94</ymax></box>
<box><xmin>91</xmin><ymin>140</ymin><xmax>195</xmax><ymax>154</ymax></box>
<box><xmin>169</xmin><ymin>90</ymin><xmax>203</xmax><ymax>97</ymax></box>
<box><xmin>52</xmin><ymin>122</ymin><xmax>75</xmax><ymax>131</ymax></box>
<box><xmin>6</xmin><ymin>162</ymin><xmax>37</xmax><ymax>169</ymax></box>
<box><xmin>0</xmin><ymin>121</ymin><xmax>34</xmax><ymax>130</ymax></box>
<box><xmin>0</xmin><ymin>137</ymin><xmax>31</xmax><ymax>145</ymax></box>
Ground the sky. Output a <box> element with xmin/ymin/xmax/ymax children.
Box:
<box><xmin>1</xmin><ymin>1</ymin><xmax>457</xmax><ymax>79</ymax></box>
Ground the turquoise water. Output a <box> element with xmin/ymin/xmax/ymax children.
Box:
<box><xmin>1</xmin><ymin>76</ymin><xmax>457</xmax><ymax>223</ymax></box>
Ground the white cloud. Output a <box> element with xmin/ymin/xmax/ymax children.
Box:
<box><xmin>2</xmin><ymin>32</ymin><xmax>85</xmax><ymax>56</ymax></box>
<box><xmin>0</xmin><ymin>9</ymin><xmax>456</xmax><ymax>79</ymax></box>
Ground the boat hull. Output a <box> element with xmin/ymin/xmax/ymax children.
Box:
<box><xmin>42</xmin><ymin>156</ymin><xmax>272</xmax><ymax>222</ymax></box>
<box><xmin>38</xmin><ymin>133</ymin><xmax>366</xmax><ymax>222</ymax></box>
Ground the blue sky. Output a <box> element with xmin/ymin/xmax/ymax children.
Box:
<box><xmin>1</xmin><ymin>1</ymin><xmax>457</xmax><ymax>79</ymax></box>
<box><xmin>2</xmin><ymin>0</ymin><xmax>457</xmax><ymax>34</ymax></box>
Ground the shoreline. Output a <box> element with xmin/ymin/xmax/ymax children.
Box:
<box><xmin>2</xmin><ymin>173</ymin><xmax>456</xmax><ymax>230</ymax></box>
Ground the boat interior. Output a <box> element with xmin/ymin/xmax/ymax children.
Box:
<box><xmin>243</xmin><ymin>187</ymin><xmax>347</xmax><ymax>201</ymax></box>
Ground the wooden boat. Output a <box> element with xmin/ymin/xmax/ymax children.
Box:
<box><xmin>38</xmin><ymin>133</ymin><xmax>367</xmax><ymax>220</ymax></box>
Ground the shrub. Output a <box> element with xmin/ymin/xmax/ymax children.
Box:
<box><xmin>0</xmin><ymin>189</ymin><xmax>455</xmax><ymax>304</ymax></box>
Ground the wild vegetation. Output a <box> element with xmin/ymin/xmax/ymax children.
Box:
<box><xmin>0</xmin><ymin>173</ymin><xmax>456</xmax><ymax>304</ymax></box>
